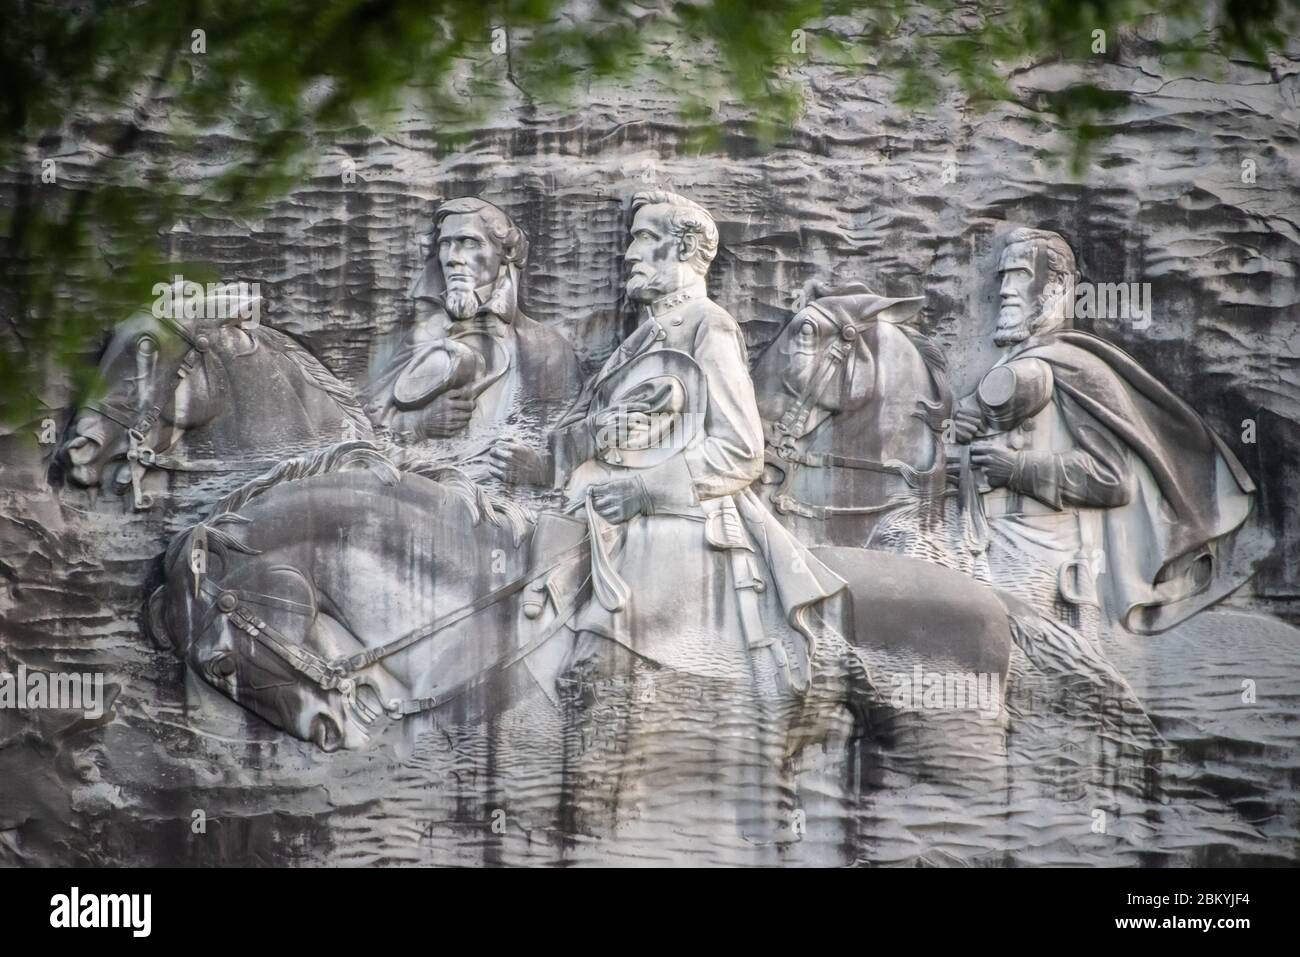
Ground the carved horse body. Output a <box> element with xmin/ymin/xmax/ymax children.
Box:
<box><xmin>150</xmin><ymin>442</ymin><xmax>1015</xmax><ymax>751</ymax></box>
<box><xmin>58</xmin><ymin>288</ymin><xmax>371</xmax><ymax>508</ymax></box>
<box><xmin>751</xmin><ymin>284</ymin><xmax>950</xmax><ymax>549</ymax></box>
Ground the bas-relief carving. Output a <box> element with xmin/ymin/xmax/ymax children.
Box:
<box><xmin>43</xmin><ymin>187</ymin><xmax>1280</xmax><ymax>862</ymax></box>
<box><xmin>57</xmin><ymin>284</ymin><xmax>372</xmax><ymax>510</ymax></box>
<box><xmin>362</xmin><ymin>197</ymin><xmax>582</xmax><ymax>505</ymax></box>
<box><xmin>145</xmin><ymin>192</ymin><xmax>1019</xmax><ymax>755</ymax></box>
<box><xmin>945</xmin><ymin>228</ymin><xmax>1266</xmax><ymax>643</ymax></box>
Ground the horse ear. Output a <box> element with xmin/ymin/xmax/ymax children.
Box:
<box><xmin>217</xmin><ymin>291</ymin><xmax>262</xmax><ymax>329</ymax></box>
<box><xmin>872</xmin><ymin>297</ymin><xmax>925</xmax><ymax>326</ymax></box>
<box><xmin>172</xmin><ymin>347</ymin><xmax>228</xmax><ymax>428</ymax></box>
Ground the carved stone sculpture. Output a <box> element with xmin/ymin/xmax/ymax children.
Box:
<box><xmin>16</xmin><ymin>173</ymin><xmax>1288</xmax><ymax>867</ymax></box>
<box><xmin>751</xmin><ymin>280</ymin><xmax>950</xmax><ymax>550</ymax></box>
<box><xmin>510</xmin><ymin>191</ymin><xmax>864</xmax><ymax>695</ymax></box>
<box><xmin>6</xmin><ymin>8</ymin><xmax>1298</xmax><ymax>865</ymax></box>
<box><xmin>364</xmin><ymin>197</ymin><xmax>583</xmax><ymax>492</ymax></box>
<box><xmin>147</xmin><ymin>194</ymin><xmax>1056</xmax><ymax>760</ymax></box>
<box><xmin>949</xmin><ymin>228</ymin><xmax>1266</xmax><ymax>638</ymax></box>
<box><xmin>58</xmin><ymin>283</ymin><xmax>371</xmax><ymax>509</ymax></box>
<box><xmin>149</xmin><ymin>439</ymin><xmax>1019</xmax><ymax>752</ymax></box>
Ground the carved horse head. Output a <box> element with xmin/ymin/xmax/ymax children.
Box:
<box><xmin>149</xmin><ymin>444</ymin><xmax>534</xmax><ymax>751</ymax></box>
<box><xmin>750</xmin><ymin>281</ymin><xmax>951</xmax><ymax>536</ymax></box>
<box><xmin>58</xmin><ymin>283</ymin><xmax>370</xmax><ymax>508</ymax></box>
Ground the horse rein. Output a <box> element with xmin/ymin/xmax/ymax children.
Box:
<box><xmin>189</xmin><ymin>536</ymin><xmax>594</xmax><ymax>724</ymax></box>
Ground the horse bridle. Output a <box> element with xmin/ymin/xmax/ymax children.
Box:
<box><xmin>765</xmin><ymin>305</ymin><xmax>944</xmax><ymax>520</ymax></box>
<box><xmin>83</xmin><ymin>314</ymin><xmax>261</xmax><ymax>509</ymax></box>
<box><xmin>188</xmin><ymin>535</ymin><xmax>594</xmax><ymax>726</ymax></box>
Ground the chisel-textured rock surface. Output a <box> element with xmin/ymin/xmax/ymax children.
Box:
<box><xmin>1</xmin><ymin>16</ymin><xmax>1298</xmax><ymax>866</ymax></box>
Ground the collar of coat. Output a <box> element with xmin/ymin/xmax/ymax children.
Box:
<box><xmin>644</xmin><ymin>283</ymin><xmax>706</xmax><ymax>318</ymax></box>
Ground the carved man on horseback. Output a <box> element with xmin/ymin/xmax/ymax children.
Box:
<box><xmin>365</xmin><ymin>197</ymin><xmax>582</xmax><ymax>496</ymax></box>
<box><xmin>148</xmin><ymin>194</ymin><xmax>1021</xmax><ymax>755</ymax></box>
<box><xmin>948</xmin><ymin>227</ymin><xmax>1264</xmax><ymax>639</ymax></box>
<box><xmin>499</xmin><ymin>191</ymin><xmax>854</xmax><ymax>696</ymax></box>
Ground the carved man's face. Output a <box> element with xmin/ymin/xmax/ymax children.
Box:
<box><xmin>995</xmin><ymin>241</ymin><xmax>1058</xmax><ymax>346</ymax></box>
<box><xmin>437</xmin><ymin>213</ymin><xmax>506</xmax><ymax>318</ymax></box>
<box><xmin>625</xmin><ymin>206</ymin><xmax>696</xmax><ymax>304</ymax></box>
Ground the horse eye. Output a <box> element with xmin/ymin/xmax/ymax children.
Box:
<box><xmin>800</xmin><ymin>320</ymin><xmax>817</xmax><ymax>336</ymax></box>
<box><xmin>137</xmin><ymin>336</ymin><xmax>157</xmax><ymax>356</ymax></box>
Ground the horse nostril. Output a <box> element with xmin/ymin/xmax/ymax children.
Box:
<box><xmin>59</xmin><ymin>436</ymin><xmax>103</xmax><ymax>486</ymax></box>
<box><xmin>311</xmin><ymin>714</ymin><xmax>343</xmax><ymax>752</ymax></box>
<box><xmin>62</xmin><ymin>435</ymin><xmax>97</xmax><ymax>464</ymax></box>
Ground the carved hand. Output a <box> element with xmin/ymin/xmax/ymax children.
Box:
<box><xmin>970</xmin><ymin>440</ymin><xmax>1017</xmax><ymax>488</ymax></box>
<box><xmin>949</xmin><ymin>397</ymin><xmax>984</xmax><ymax>444</ymax></box>
<box><xmin>488</xmin><ymin>440</ymin><xmax>554</xmax><ymax>486</ymax></box>
<box><xmin>944</xmin><ymin>449</ymin><xmax>964</xmax><ymax>486</ymax></box>
<box><xmin>590</xmin><ymin>477</ymin><xmax>650</xmax><ymax>524</ymax></box>
<box><xmin>416</xmin><ymin>388</ymin><xmax>475</xmax><ymax>438</ymax></box>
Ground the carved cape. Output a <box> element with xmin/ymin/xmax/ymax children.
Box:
<box><xmin>1010</xmin><ymin>329</ymin><xmax>1264</xmax><ymax>634</ymax></box>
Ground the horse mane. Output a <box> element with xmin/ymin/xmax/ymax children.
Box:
<box><xmin>206</xmin><ymin>440</ymin><xmax>398</xmax><ymax>519</ymax></box>
<box><xmin>888</xmin><ymin>321</ymin><xmax>953</xmax><ymax>432</ymax></box>
<box><xmin>892</xmin><ymin>322</ymin><xmax>947</xmax><ymax>377</ymax></box>
<box><xmin>250</xmin><ymin>325</ymin><xmax>371</xmax><ymax>436</ymax></box>
<box><xmin>168</xmin><ymin>440</ymin><xmax>533</xmax><ymax>574</ymax></box>
<box><xmin>385</xmin><ymin>448</ymin><xmax>534</xmax><ymax>545</ymax></box>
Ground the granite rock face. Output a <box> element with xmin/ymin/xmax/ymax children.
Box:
<box><xmin>1</xmin><ymin>18</ymin><xmax>1299</xmax><ymax>866</ymax></box>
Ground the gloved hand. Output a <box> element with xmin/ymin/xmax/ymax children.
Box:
<box><xmin>589</xmin><ymin>476</ymin><xmax>652</xmax><ymax>524</ymax></box>
<box><xmin>488</xmin><ymin>440</ymin><xmax>554</xmax><ymax>486</ymax></box>
<box><xmin>415</xmin><ymin>388</ymin><xmax>475</xmax><ymax>438</ymax></box>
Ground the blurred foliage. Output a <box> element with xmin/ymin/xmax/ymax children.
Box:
<box><xmin>0</xmin><ymin>0</ymin><xmax>1296</xmax><ymax>424</ymax></box>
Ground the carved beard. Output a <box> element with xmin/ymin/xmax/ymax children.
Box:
<box><xmin>994</xmin><ymin>308</ymin><xmax>1034</xmax><ymax>346</ymax></box>
<box><xmin>995</xmin><ymin>289</ymin><xmax>1063</xmax><ymax>346</ymax></box>
<box><xmin>626</xmin><ymin>271</ymin><xmax>664</xmax><ymax>304</ymax></box>
<box><xmin>444</xmin><ymin>287</ymin><xmax>480</xmax><ymax>320</ymax></box>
